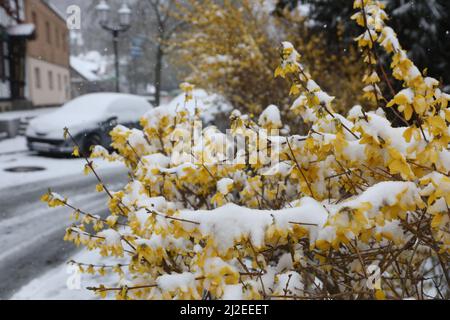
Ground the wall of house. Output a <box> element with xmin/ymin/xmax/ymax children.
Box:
<box><xmin>24</xmin><ymin>0</ymin><xmax>70</xmax><ymax>106</ymax></box>
<box><xmin>27</xmin><ymin>56</ymin><xmax>70</xmax><ymax>106</ymax></box>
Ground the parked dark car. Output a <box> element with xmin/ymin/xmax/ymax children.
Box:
<box><xmin>26</xmin><ymin>93</ymin><xmax>152</xmax><ymax>155</ymax></box>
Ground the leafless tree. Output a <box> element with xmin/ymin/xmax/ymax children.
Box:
<box><xmin>145</xmin><ymin>0</ymin><xmax>185</xmax><ymax>106</ymax></box>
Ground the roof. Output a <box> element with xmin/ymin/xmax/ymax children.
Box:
<box><xmin>40</xmin><ymin>0</ymin><xmax>66</xmax><ymax>23</ymax></box>
<box><xmin>70</xmin><ymin>56</ymin><xmax>101</xmax><ymax>82</ymax></box>
<box><xmin>70</xmin><ymin>51</ymin><xmax>111</xmax><ymax>82</ymax></box>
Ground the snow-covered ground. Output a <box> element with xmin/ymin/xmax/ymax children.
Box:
<box><xmin>0</xmin><ymin>137</ymin><xmax>122</xmax><ymax>188</ymax></box>
<box><xmin>0</xmin><ymin>136</ymin><xmax>27</xmax><ymax>154</ymax></box>
<box><xmin>0</xmin><ymin>136</ymin><xmax>128</xmax><ymax>300</ymax></box>
<box><xmin>0</xmin><ymin>107</ymin><xmax>57</xmax><ymax>121</ymax></box>
<box><xmin>12</xmin><ymin>249</ymin><xmax>124</xmax><ymax>300</ymax></box>
<box><xmin>0</xmin><ymin>133</ymin><xmax>124</xmax><ymax>299</ymax></box>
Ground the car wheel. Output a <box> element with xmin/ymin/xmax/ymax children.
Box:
<box><xmin>81</xmin><ymin>133</ymin><xmax>102</xmax><ymax>156</ymax></box>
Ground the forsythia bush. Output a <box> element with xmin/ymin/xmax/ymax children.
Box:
<box><xmin>43</xmin><ymin>0</ymin><xmax>449</xmax><ymax>299</ymax></box>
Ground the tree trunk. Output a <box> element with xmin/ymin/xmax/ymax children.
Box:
<box><xmin>154</xmin><ymin>44</ymin><xmax>163</xmax><ymax>106</ymax></box>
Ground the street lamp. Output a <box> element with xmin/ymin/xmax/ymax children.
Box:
<box><xmin>96</xmin><ymin>0</ymin><xmax>110</xmax><ymax>24</ymax></box>
<box><xmin>118</xmin><ymin>4</ymin><xmax>132</xmax><ymax>27</ymax></box>
<box><xmin>96</xmin><ymin>0</ymin><xmax>132</xmax><ymax>93</ymax></box>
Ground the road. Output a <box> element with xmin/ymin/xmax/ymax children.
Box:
<box><xmin>0</xmin><ymin>167</ymin><xmax>127</xmax><ymax>299</ymax></box>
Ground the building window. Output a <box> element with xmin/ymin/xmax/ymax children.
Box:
<box><xmin>62</xmin><ymin>32</ymin><xmax>66</xmax><ymax>52</ymax></box>
<box><xmin>31</xmin><ymin>11</ymin><xmax>38</xmax><ymax>38</ymax></box>
<box><xmin>46</xmin><ymin>21</ymin><xmax>51</xmax><ymax>44</ymax></box>
<box><xmin>48</xmin><ymin>70</ymin><xmax>53</xmax><ymax>90</ymax></box>
<box><xmin>55</xmin><ymin>29</ymin><xmax>59</xmax><ymax>48</ymax></box>
<box><xmin>0</xmin><ymin>41</ymin><xmax>3</xmax><ymax>81</ymax></box>
<box><xmin>64</xmin><ymin>75</ymin><xmax>69</xmax><ymax>99</ymax></box>
<box><xmin>57</xmin><ymin>73</ymin><xmax>62</xmax><ymax>91</ymax></box>
<box><xmin>0</xmin><ymin>28</ymin><xmax>9</xmax><ymax>82</ymax></box>
<box><xmin>34</xmin><ymin>67</ymin><xmax>41</xmax><ymax>89</ymax></box>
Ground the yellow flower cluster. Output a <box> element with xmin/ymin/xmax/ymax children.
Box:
<box><xmin>42</xmin><ymin>0</ymin><xmax>449</xmax><ymax>300</ymax></box>
<box><xmin>41</xmin><ymin>191</ymin><xmax>66</xmax><ymax>208</ymax></box>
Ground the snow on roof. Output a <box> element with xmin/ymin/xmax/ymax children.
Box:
<box><xmin>44</xmin><ymin>1</ymin><xmax>67</xmax><ymax>22</ymax></box>
<box><xmin>70</xmin><ymin>51</ymin><xmax>110</xmax><ymax>82</ymax></box>
<box><xmin>7</xmin><ymin>24</ymin><xmax>35</xmax><ymax>37</ymax></box>
<box><xmin>70</xmin><ymin>56</ymin><xmax>100</xmax><ymax>81</ymax></box>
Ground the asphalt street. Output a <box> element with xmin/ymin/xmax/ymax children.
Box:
<box><xmin>0</xmin><ymin>166</ymin><xmax>127</xmax><ymax>299</ymax></box>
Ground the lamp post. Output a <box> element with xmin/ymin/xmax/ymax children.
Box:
<box><xmin>96</xmin><ymin>0</ymin><xmax>132</xmax><ymax>93</ymax></box>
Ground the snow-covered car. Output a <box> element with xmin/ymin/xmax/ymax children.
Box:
<box><xmin>26</xmin><ymin>93</ymin><xmax>152</xmax><ymax>155</ymax></box>
<box><xmin>166</xmin><ymin>89</ymin><xmax>233</xmax><ymax>131</ymax></box>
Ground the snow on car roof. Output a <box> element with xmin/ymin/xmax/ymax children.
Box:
<box><xmin>64</xmin><ymin>93</ymin><xmax>148</xmax><ymax>109</ymax></box>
